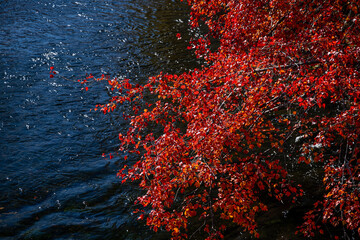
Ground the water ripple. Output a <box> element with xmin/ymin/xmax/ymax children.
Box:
<box><xmin>0</xmin><ymin>0</ymin><xmax>197</xmax><ymax>239</ymax></box>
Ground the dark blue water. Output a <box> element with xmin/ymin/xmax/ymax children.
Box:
<box><xmin>0</xmin><ymin>0</ymin><xmax>198</xmax><ymax>239</ymax></box>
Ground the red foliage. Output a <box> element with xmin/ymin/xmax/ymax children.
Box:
<box><xmin>88</xmin><ymin>0</ymin><xmax>360</xmax><ymax>239</ymax></box>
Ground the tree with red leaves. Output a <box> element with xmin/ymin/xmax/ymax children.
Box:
<box><xmin>86</xmin><ymin>0</ymin><xmax>360</xmax><ymax>239</ymax></box>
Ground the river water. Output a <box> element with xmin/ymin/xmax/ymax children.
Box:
<box><xmin>0</xmin><ymin>0</ymin><xmax>199</xmax><ymax>239</ymax></box>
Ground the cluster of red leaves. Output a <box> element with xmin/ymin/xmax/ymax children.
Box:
<box><xmin>94</xmin><ymin>0</ymin><xmax>360</xmax><ymax>239</ymax></box>
<box><xmin>49</xmin><ymin>66</ymin><xmax>56</xmax><ymax>78</ymax></box>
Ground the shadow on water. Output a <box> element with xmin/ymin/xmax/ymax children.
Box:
<box><xmin>0</xmin><ymin>0</ymin><xmax>199</xmax><ymax>239</ymax></box>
